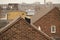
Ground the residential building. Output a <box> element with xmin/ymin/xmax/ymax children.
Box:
<box><xmin>34</xmin><ymin>7</ymin><xmax>60</xmax><ymax>40</ymax></box>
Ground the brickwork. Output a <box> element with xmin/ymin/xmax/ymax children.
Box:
<box><xmin>0</xmin><ymin>18</ymin><xmax>49</xmax><ymax>40</ymax></box>
<box><xmin>34</xmin><ymin>7</ymin><xmax>60</xmax><ymax>38</ymax></box>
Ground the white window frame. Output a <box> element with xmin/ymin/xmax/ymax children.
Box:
<box><xmin>51</xmin><ymin>25</ymin><xmax>56</xmax><ymax>33</ymax></box>
<box><xmin>0</xmin><ymin>14</ymin><xmax>7</xmax><ymax>20</ymax></box>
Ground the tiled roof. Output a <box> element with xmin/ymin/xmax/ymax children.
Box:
<box><xmin>0</xmin><ymin>16</ymin><xmax>52</xmax><ymax>40</ymax></box>
<box><xmin>34</xmin><ymin>7</ymin><xmax>60</xmax><ymax>26</ymax></box>
<box><xmin>31</xmin><ymin>4</ymin><xmax>55</xmax><ymax>23</ymax></box>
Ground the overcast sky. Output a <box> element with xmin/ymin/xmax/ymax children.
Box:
<box><xmin>0</xmin><ymin>0</ymin><xmax>60</xmax><ymax>4</ymax></box>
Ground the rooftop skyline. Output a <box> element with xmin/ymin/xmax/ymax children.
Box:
<box><xmin>0</xmin><ymin>0</ymin><xmax>60</xmax><ymax>4</ymax></box>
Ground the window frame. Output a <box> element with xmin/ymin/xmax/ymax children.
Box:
<box><xmin>51</xmin><ymin>25</ymin><xmax>56</xmax><ymax>33</ymax></box>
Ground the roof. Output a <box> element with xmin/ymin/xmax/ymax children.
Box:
<box><xmin>0</xmin><ymin>16</ymin><xmax>53</xmax><ymax>40</ymax></box>
<box><xmin>34</xmin><ymin>7</ymin><xmax>60</xmax><ymax>25</ymax></box>
<box><xmin>31</xmin><ymin>4</ymin><xmax>55</xmax><ymax>23</ymax></box>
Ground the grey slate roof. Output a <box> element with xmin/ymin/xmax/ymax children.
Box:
<box><xmin>0</xmin><ymin>20</ymin><xmax>8</xmax><ymax>28</ymax></box>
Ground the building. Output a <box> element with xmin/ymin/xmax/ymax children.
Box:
<box><xmin>0</xmin><ymin>3</ymin><xmax>60</xmax><ymax>40</ymax></box>
<box><xmin>33</xmin><ymin>7</ymin><xmax>60</xmax><ymax>40</ymax></box>
<box><xmin>0</xmin><ymin>17</ymin><xmax>53</xmax><ymax>40</ymax></box>
<box><xmin>0</xmin><ymin>3</ymin><xmax>60</xmax><ymax>23</ymax></box>
<box><xmin>8</xmin><ymin>3</ymin><xmax>18</xmax><ymax>10</ymax></box>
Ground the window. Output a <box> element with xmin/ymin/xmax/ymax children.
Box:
<box><xmin>0</xmin><ymin>14</ymin><xmax>7</xmax><ymax>20</ymax></box>
<box><xmin>51</xmin><ymin>25</ymin><xmax>56</xmax><ymax>33</ymax></box>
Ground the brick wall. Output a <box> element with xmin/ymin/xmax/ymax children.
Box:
<box><xmin>34</xmin><ymin>7</ymin><xmax>60</xmax><ymax>38</ymax></box>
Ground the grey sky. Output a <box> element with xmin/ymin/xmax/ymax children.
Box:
<box><xmin>0</xmin><ymin>0</ymin><xmax>60</xmax><ymax>4</ymax></box>
<box><xmin>46</xmin><ymin>0</ymin><xmax>60</xmax><ymax>4</ymax></box>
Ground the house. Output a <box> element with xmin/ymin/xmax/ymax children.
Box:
<box><xmin>33</xmin><ymin>7</ymin><xmax>60</xmax><ymax>40</ymax></box>
<box><xmin>8</xmin><ymin>3</ymin><xmax>18</xmax><ymax>10</ymax></box>
<box><xmin>0</xmin><ymin>17</ymin><xmax>54</xmax><ymax>40</ymax></box>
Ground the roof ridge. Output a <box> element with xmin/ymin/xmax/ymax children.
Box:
<box><xmin>0</xmin><ymin>16</ymin><xmax>55</xmax><ymax>40</ymax></box>
<box><xmin>31</xmin><ymin>6</ymin><xmax>55</xmax><ymax>23</ymax></box>
<box><xmin>31</xmin><ymin>24</ymin><xmax>55</xmax><ymax>40</ymax></box>
<box><xmin>19</xmin><ymin>18</ymin><xmax>55</xmax><ymax>40</ymax></box>
<box><xmin>33</xmin><ymin>7</ymin><xmax>60</xmax><ymax>24</ymax></box>
<box><xmin>22</xmin><ymin>19</ymin><xmax>55</xmax><ymax>40</ymax></box>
